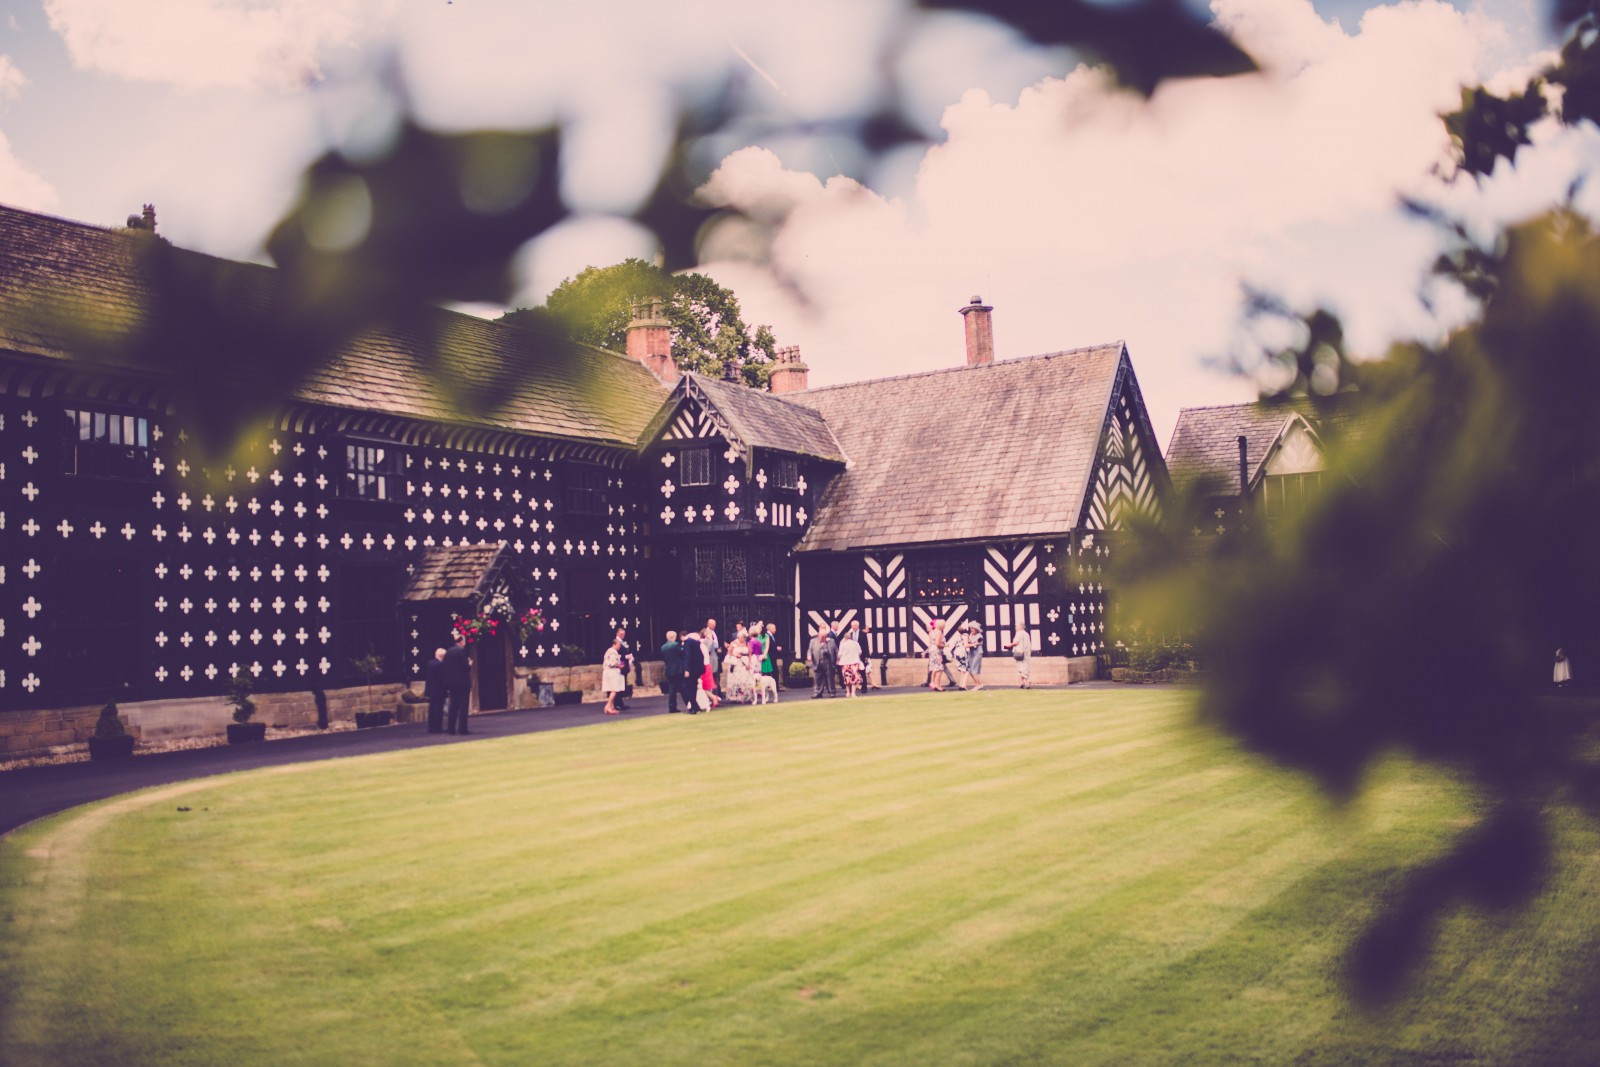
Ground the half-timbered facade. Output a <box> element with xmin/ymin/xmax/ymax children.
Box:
<box><xmin>0</xmin><ymin>202</ymin><xmax>1172</xmax><ymax>742</ymax></box>
<box><xmin>786</xmin><ymin>341</ymin><xmax>1167</xmax><ymax>667</ymax></box>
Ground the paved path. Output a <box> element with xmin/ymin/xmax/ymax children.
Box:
<box><xmin>0</xmin><ymin>682</ymin><xmax>1099</xmax><ymax>837</ymax></box>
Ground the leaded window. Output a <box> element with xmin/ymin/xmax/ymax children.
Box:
<box><xmin>566</xmin><ymin>465</ymin><xmax>608</xmax><ymax>515</ymax></box>
<box><xmin>751</xmin><ymin>546</ymin><xmax>778</xmax><ymax>596</ymax></box>
<box><xmin>62</xmin><ymin>407</ymin><xmax>153</xmax><ymax>479</ymax></box>
<box><xmin>911</xmin><ymin>551</ymin><xmax>971</xmax><ymax>601</ymax></box>
<box><xmin>679</xmin><ymin>447</ymin><xmax>711</xmax><ymax>486</ymax></box>
<box><xmin>722</xmin><ymin>548</ymin><xmax>748</xmax><ymax>596</ymax></box>
<box><xmin>775</xmin><ymin>458</ymin><xmax>799</xmax><ymax>489</ymax></box>
<box><xmin>343</xmin><ymin>443</ymin><xmax>403</xmax><ymax>501</ymax></box>
<box><xmin>693</xmin><ymin>545</ymin><xmax>719</xmax><ymax>598</ymax></box>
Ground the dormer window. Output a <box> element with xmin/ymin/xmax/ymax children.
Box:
<box><xmin>344</xmin><ymin>442</ymin><xmax>403</xmax><ymax>501</ymax></box>
<box><xmin>775</xmin><ymin>458</ymin><xmax>799</xmax><ymax>489</ymax></box>
<box><xmin>62</xmin><ymin>407</ymin><xmax>153</xmax><ymax>479</ymax></box>
<box><xmin>679</xmin><ymin>447</ymin><xmax>711</xmax><ymax>487</ymax></box>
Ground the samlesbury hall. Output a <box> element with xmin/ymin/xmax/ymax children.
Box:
<box><xmin>0</xmin><ymin>204</ymin><xmax>1168</xmax><ymax>751</ymax></box>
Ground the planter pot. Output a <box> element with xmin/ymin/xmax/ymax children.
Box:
<box><xmin>227</xmin><ymin>721</ymin><xmax>267</xmax><ymax>744</ymax></box>
<box><xmin>88</xmin><ymin>734</ymin><xmax>136</xmax><ymax>760</ymax></box>
<box><xmin>537</xmin><ymin>681</ymin><xmax>556</xmax><ymax>707</ymax></box>
<box><xmin>354</xmin><ymin>710</ymin><xmax>394</xmax><ymax>728</ymax></box>
<box><xmin>552</xmin><ymin>690</ymin><xmax>582</xmax><ymax>706</ymax></box>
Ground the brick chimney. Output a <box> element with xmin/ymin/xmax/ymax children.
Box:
<box><xmin>959</xmin><ymin>295</ymin><xmax>994</xmax><ymax>366</ymax></box>
<box><xmin>768</xmin><ymin>345</ymin><xmax>810</xmax><ymax>394</ymax></box>
<box><xmin>626</xmin><ymin>299</ymin><xmax>675</xmax><ymax>383</ymax></box>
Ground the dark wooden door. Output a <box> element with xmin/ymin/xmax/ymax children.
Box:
<box><xmin>476</xmin><ymin>634</ymin><xmax>509</xmax><ymax>711</ymax></box>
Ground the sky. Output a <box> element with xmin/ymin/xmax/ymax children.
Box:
<box><xmin>0</xmin><ymin>0</ymin><xmax>1593</xmax><ymax>444</ymax></box>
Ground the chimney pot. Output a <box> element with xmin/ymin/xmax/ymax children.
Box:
<box><xmin>769</xmin><ymin>344</ymin><xmax>810</xmax><ymax>394</ymax></box>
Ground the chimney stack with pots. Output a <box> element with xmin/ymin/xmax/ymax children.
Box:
<box><xmin>625</xmin><ymin>299</ymin><xmax>676</xmax><ymax>383</ymax></box>
<box><xmin>768</xmin><ymin>345</ymin><xmax>810</xmax><ymax>394</ymax></box>
<box><xmin>126</xmin><ymin>203</ymin><xmax>157</xmax><ymax>233</ymax></box>
<box><xmin>959</xmin><ymin>294</ymin><xmax>994</xmax><ymax>366</ymax></box>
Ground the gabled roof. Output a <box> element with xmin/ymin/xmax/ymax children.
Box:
<box><xmin>639</xmin><ymin>372</ymin><xmax>845</xmax><ymax>467</ymax></box>
<box><xmin>403</xmin><ymin>547</ymin><xmax>515</xmax><ymax>604</ymax></box>
<box><xmin>0</xmin><ymin>203</ymin><xmax>669</xmax><ymax>446</ymax></box>
<box><xmin>1165</xmin><ymin>397</ymin><xmax>1358</xmax><ymax>496</ymax></box>
<box><xmin>790</xmin><ymin>343</ymin><xmax>1129</xmax><ymax>552</ymax></box>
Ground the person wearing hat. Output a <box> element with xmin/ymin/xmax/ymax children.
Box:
<box><xmin>963</xmin><ymin>620</ymin><xmax>985</xmax><ymax>691</ymax></box>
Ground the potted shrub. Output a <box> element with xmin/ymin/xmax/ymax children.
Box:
<box><xmin>350</xmin><ymin>651</ymin><xmax>393</xmax><ymax>728</ymax></box>
<box><xmin>87</xmin><ymin>700</ymin><xmax>136</xmax><ymax>760</ymax></box>
<box><xmin>554</xmin><ymin>643</ymin><xmax>585</xmax><ymax>704</ymax></box>
<box><xmin>787</xmin><ymin>660</ymin><xmax>812</xmax><ymax>688</ymax></box>
<box><xmin>226</xmin><ymin>669</ymin><xmax>266</xmax><ymax>744</ymax></box>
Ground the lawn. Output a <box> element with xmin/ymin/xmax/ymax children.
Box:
<box><xmin>3</xmin><ymin>688</ymin><xmax>1599</xmax><ymax>1065</ymax></box>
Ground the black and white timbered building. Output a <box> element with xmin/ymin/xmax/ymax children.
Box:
<box><xmin>0</xmin><ymin>204</ymin><xmax>1170</xmax><ymax>746</ymax></box>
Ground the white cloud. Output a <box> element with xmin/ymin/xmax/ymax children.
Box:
<box><xmin>696</xmin><ymin>0</ymin><xmax>1538</xmax><ymax>442</ymax></box>
<box><xmin>0</xmin><ymin>55</ymin><xmax>27</xmax><ymax>102</ymax></box>
<box><xmin>0</xmin><ymin>126</ymin><xmax>57</xmax><ymax>212</ymax></box>
<box><xmin>43</xmin><ymin>0</ymin><xmax>388</xmax><ymax>91</ymax></box>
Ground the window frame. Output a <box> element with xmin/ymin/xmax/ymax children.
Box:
<box><xmin>61</xmin><ymin>405</ymin><xmax>154</xmax><ymax>480</ymax></box>
<box><xmin>342</xmin><ymin>441</ymin><xmax>405</xmax><ymax>502</ymax></box>
<box><xmin>679</xmin><ymin>447</ymin><xmax>711</xmax><ymax>487</ymax></box>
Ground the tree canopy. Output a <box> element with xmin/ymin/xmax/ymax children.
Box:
<box><xmin>500</xmin><ymin>260</ymin><xmax>778</xmax><ymax>389</ymax></box>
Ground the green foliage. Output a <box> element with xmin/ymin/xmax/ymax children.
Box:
<box><xmin>225</xmin><ymin>669</ymin><xmax>256</xmax><ymax>725</ymax></box>
<box><xmin>786</xmin><ymin>660</ymin><xmax>811</xmax><ymax>679</ymax></box>
<box><xmin>93</xmin><ymin>701</ymin><xmax>127</xmax><ymax>739</ymax></box>
<box><xmin>1123</xmin><ymin>207</ymin><xmax>1600</xmax><ymax>997</ymax></box>
<box><xmin>503</xmin><ymin>259</ymin><xmax>778</xmax><ymax>387</ymax></box>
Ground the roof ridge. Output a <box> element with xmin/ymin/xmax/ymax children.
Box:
<box><xmin>794</xmin><ymin>341</ymin><xmax>1125</xmax><ymax>395</ymax></box>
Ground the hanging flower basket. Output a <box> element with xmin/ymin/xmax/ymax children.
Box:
<box><xmin>453</xmin><ymin>601</ymin><xmax>546</xmax><ymax>646</ymax></box>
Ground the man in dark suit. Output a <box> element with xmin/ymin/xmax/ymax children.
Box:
<box><xmin>442</xmin><ymin>633</ymin><xmax>473</xmax><ymax>734</ymax></box>
<box><xmin>661</xmin><ymin>630</ymin><xmax>689</xmax><ymax>713</ymax></box>
<box><xmin>683</xmin><ymin>629</ymin><xmax>705</xmax><ymax>713</ymax></box>
<box><xmin>424</xmin><ymin>647</ymin><xmax>448</xmax><ymax>733</ymax></box>
<box><xmin>808</xmin><ymin>624</ymin><xmax>837</xmax><ymax>698</ymax></box>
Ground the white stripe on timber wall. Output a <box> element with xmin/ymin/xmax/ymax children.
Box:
<box><xmin>982</xmin><ymin>544</ymin><xmax>1038</xmax><ymax>598</ymax></box>
<box><xmin>865</xmin><ymin>553</ymin><xmax>906</xmax><ymax>601</ymax></box>
<box><xmin>805</xmin><ymin>608</ymin><xmax>856</xmax><ymax>637</ymax></box>
<box><xmin>983</xmin><ymin>602</ymin><xmax>1041</xmax><ymax>654</ymax></box>
<box><xmin>865</xmin><ymin>605</ymin><xmax>908</xmax><ymax>655</ymax></box>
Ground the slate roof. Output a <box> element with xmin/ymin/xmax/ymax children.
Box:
<box><xmin>400</xmin><ymin>543</ymin><xmax>506</xmax><ymax>602</ymax></box>
<box><xmin>655</xmin><ymin>373</ymin><xmax>845</xmax><ymax>463</ymax></box>
<box><xmin>790</xmin><ymin>344</ymin><xmax>1129</xmax><ymax>552</ymax></box>
<box><xmin>0</xmin><ymin>203</ymin><xmax>668</xmax><ymax>446</ymax></box>
<box><xmin>1164</xmin><ymin>395</ymin><xmax>1363</xmax><ymax>496</ymax></box>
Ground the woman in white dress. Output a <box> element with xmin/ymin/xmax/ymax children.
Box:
<box><xmin>601</xmin><ymin>637</ymin><xmax>626</xmax><ymax>714</ymax></box>
<box><xmin>725</xmin><ymin>629</ymin><xmax>757</xmax><ymax>704</ymax></box>
<box><xmin>837</xmin><ymin>630</ymin><xmax>864</xmax><ymax>697</ymax></box>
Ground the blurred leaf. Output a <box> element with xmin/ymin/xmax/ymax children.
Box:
<box><xmin>267</xmin><ymin>121</ymin><xmax>567</xmax><ymax>310</ymax></box>
<box><xmin>1443</xmin><ymin>83</ymin><xmax>1547</xmax><ymax>179</ymax></box>
<box><xmin>921</xmin><ymin>0</ymin><xmax>1257</xmax><ymax>96</ymax></box>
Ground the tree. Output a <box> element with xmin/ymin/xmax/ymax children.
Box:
<box><xmin>501</xmin><ymin>259</ymin><xmax>778</xmax><ymax>388</ymax></box>
<box><xmin>1119</xmin><ymin>0</ymin><xmax>1600</xmax><ymax>992</ymax></box>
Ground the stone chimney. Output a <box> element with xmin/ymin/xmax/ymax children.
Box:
<box><xmin>625</xmin><ymin>299</ymin><xmax>675</xmax><ymax>383</ymax></box>
<box><xmin>768</xmin><ymin>345</ymin><xmax>810</xmax><ymax>394</ymax></box>
<box><xmin>126</xmin><ymin>203</ymin><xmax>157</xmax><ymax>233</ymax></box>
<box><xmin>959</xmin><ymin>295</ymin><xmax>994</xmax><ymax>366</ymax></box>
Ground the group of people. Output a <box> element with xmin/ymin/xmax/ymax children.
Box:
<box><xmin>423</xmin><ymin>634</ymin><xmax>476</xmax><ymax>734</ymax></box>
<box><xmin>658</xmin><ymin>618</ymin><xmax>782</xmax><ymax>713</ymax></box>
<box><xmin>925</xmin><ymin>619</ymin><xmax>1033</xmax><ymax>691</ymax></box>
<box><xmin>805</xmin><ymin>618</ymin><xmax>875</xmax><ymax>698</ymax></box>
